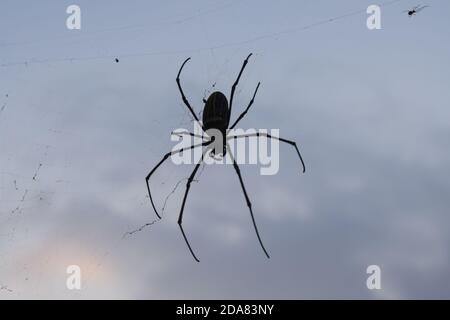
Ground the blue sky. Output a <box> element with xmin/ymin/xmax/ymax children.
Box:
<box><xmin>1</xmin><ymin>0</ymin><xmax>450</xmax><ymax>298</ymax></box>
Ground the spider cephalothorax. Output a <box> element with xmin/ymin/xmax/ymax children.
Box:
<box><xmin>145</xmin><ymin>53</ymin><xmax>306</xmax><ymax>262</ymax></box>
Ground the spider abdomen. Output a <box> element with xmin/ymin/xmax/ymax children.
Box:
<box><xmin>203</xmin><ymin>91</ymin><xmax>229</xmax><ymax>134</ymax></box>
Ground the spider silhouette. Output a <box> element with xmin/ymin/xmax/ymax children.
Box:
<box><xmin>403</xmin><ymin>4</ymin><xmax>429</xmax><ymax>16</ymax></box>
<box><xmin>145</xmin><ymin>53</ymin><xmax>306</xmax><ymax>262</ymax></box>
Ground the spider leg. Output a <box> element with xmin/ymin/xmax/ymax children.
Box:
<box><xmin>226</xmin><ymin>144</ymin><xmax>270</xmax><ymax>259</ymax></box>
<box><xmin>176</xmin><ymin>58</ymin><xmax>204</xmax><ymax>130</ymax></box>
<box><xmin>230</xmin><ymin>82</ymin><xmax>260</xmax><ymax>129</ymax></box>
<box><xmin>145</xmin><ymin>141</ymin><xmax>211</xmax><ymax>219</ymax></box>
<box><xmin>228</xmin><ymin>53</ymin><xmax>253</xmax><ymax>127</ymax></box>
<box><xmin>227</xmin><ymin>133</ymin><xmax>306</xmax><ymax>173</ymax></box>
<box><xmin>171</xmin><ymin>130</ymin><xmax>208</xmax><ymax>141</ymax></box>
<box><xmin>178</xmin><ymin>147</ymin><xmax>210</xmax><ymax>262</ymax></box>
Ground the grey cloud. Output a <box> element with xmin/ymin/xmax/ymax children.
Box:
<box><xmin>1</xmin><ymin>0</ymin><xmax>450</xmax><ymax>299</ymax></box>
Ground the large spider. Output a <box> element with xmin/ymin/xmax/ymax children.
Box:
<box><xmin>145</xmin><ymin>54</ymin><xmax>305</xmax><ymax>262</ymax></box>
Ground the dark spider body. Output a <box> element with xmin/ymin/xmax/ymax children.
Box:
<box><xmin>203</xmin><ymin>91</ymin><xmax>229</xmax><ymax>133</ymax></box>
<box><xmin>203</xmin><ymin>91</ymin><xmax>229</xmax><ymax>155</ymax></box>
<box><xmin>145</xmin><ymin>53</ymin><xmax>306</xmax><ymax>262</ymax></box>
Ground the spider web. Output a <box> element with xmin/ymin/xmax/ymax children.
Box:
<box><xmin>0</xmin><ymin>0</ymin><xmax>406</xmax><ymax>69</ymax></box>
<box><xmin>0</xmin><ymin>0</ymin><xmax>412</xmax><ymax>296</ymax></box>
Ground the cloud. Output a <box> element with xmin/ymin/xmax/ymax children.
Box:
<box><xmin>1</xmin><ymin>0</ymin><xmax>450</xmax><ymax>299</ymax></box>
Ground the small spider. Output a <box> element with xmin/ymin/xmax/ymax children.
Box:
<box><xmin>403</xmin><ymin>4</ymin><xmax>429</xmax><ymax>17</ymax></box>
<box><xmin>145</xmin><ymin>53</ymin><xmax>305</xmax><ymax>262</ymax></box>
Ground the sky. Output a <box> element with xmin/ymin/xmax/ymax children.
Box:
<box><xmin>1</xmin><ymin>0</ymin><xmax>450</xmax><ymax>299</ymax></box>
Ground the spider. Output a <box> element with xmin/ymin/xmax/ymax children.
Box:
<box><xmin>403</xmin><ymin>4</ymin><xmax>429</xmax><ymax>16</ymax></box>
<box><xmin>145</xmin><ymin>53</ymin><xmax>306</xmax><ymax>262</ymax></box>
